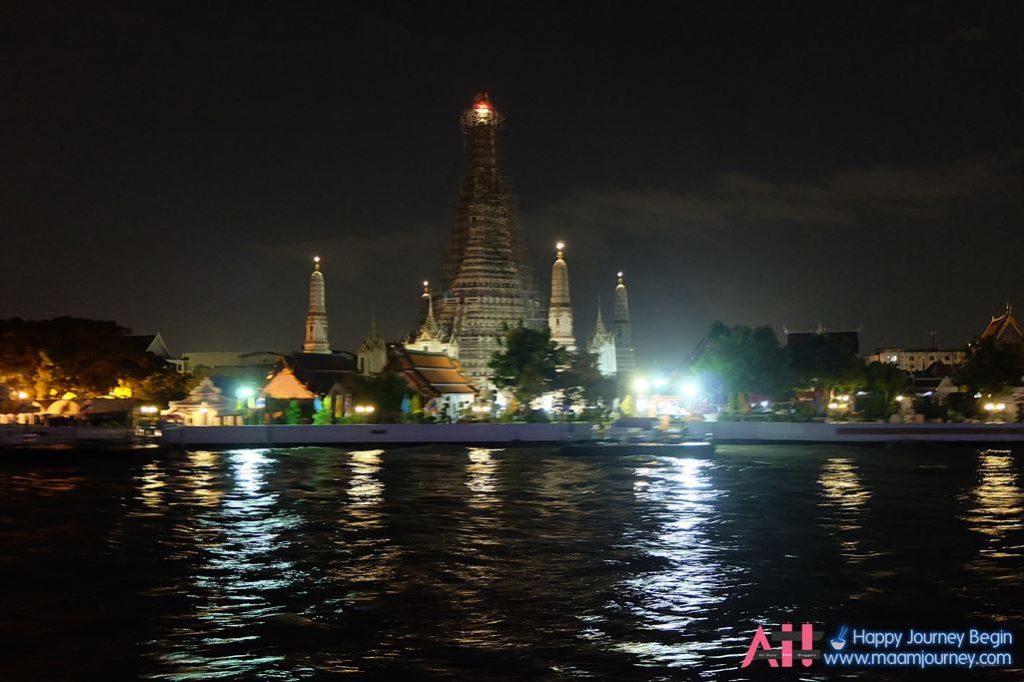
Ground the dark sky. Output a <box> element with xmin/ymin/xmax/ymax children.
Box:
<box><xmin>3</xmin><ymin>2</ymin><xmax>1023</xmax><ymax>367</ymax></box>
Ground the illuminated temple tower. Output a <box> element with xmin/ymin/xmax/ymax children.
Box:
<box><xmin>303</xmin><ymin>256</ymin><xmax>330</xmax><ymax>354</ymax></box>
<box><xmin>548</xmin><ymin>242</ymin><xmax>576</xmax><ymax>351</ymax></box>
<box><xmin>613</xmin><ymin>271</ymin><xmax>636</xmax><ymax>377</ymax></box>
<box><xmin>436</xmin><ymin>93</ymin><xmax>543</xmax><ymax>387</ymax></box>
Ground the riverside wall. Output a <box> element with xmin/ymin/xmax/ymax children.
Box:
<box><xmin>159</xmin><ymin>422</ymin><xmax>597</xmax><ymax>448</ymax></box>
<box><xmin>707</xmin><ymin>420</ymin><xmax>1024</xmax><ymax>444</ymax></box>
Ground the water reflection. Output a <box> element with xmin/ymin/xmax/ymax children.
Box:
<box><xmin>962</xmin><ymin>450</ymin><xmax>1023</xmax><ymax>554</ymax></box>
<box><xmin>133</xmin><ymin>461</ymin><xmax>166</xmax><ymax>514</ymax></box>
<box><xmin>614</xmin><ymin>457</ymin><xmax>730</xmax><ymax>668</ymax></box>
<box><xmin>465</xmin><ymin>447</ymin><xmax>502</xmax><ymax>508</ymax></box>
<box><xmin>818</xmin><ymin>457</ymin><xmax>872</xmax><ymax>564</ymax></box>
<box><xmin>151</xmin><ymin>448</ymin><xmax>303</xmax><ymax>679</ymax></box>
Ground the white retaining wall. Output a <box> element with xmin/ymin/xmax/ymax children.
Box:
<box><xmin>708</xmin><ymin>420</ymin><xmax>1024</xmax><ymax>443</ymax></box>
<box><xmin>160</xmin><ymin>422</ymin><xmax>597</xmax><ymax>447</ymax></box>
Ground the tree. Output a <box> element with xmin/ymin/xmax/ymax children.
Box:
<box><xmin>285</xmin><ymin>400</ymin><xmax>302</xmax><ymax>425</ymax></box>
<box><xmin>693</xmin><ymin>322</ymin><xmax>791</xmax><ymax>411</ymax></box>
<box><xmin>788</xmin><ymin>332</ymin><xmax>865</xmax><ymax>415</ymax></box>
<box><xmin>955</xmin><ymin>338</ymin><xmax>1024</xmax><ymax>394</ymax></box>
<box><xmin>136</xmin><ymin>367</ymin><xmax>194</xmax><ymax>405</ymax></box>
<box><xmin>489</xmin><ymin>323</ymin><xmax>568</xmax><ymax>414</ymax></box>
<box><xmin>556</xmin><ymin>351</ymin><xmax>616</xmax><ymax>418</ymax></box>
<box><xmin>860</xmin><ymin>361</ymin><xmax>909</xmax><ymax>418</ymax></box>
<box><xmin>349</xmin><ymin>373</ymin><xmax>410</xmax><ymax>422</ymax></box>
<box><xmin>0</xmin><ymin>317</ymin><xmax>176</xmax><ymax>399</ymax></box>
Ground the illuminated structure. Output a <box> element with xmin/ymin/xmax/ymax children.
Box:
<box><xmin>407</xmin><ymin>281</ymin><xmax>458</xmax><ymax>357</ymax></box>
<box><xmin>548</xmin><ymin>242</ymin><xmax>575</xmax><ymax>351</ymax></box>
<box><xmin>613</xmin><ymin>272</ymin><xmax>636</xmax><ymax>378</ymax></box>
<box><xmin>357</xmin><ymin>314</ymin><xmax>388</xmax><ymax>375</ymax></box>
<box><xmin>435</xmin><ymin>93</ymin><xmax>543</xmax><ymax>388</ymax></box>
<box><xmin>980</xmin><ymin>302</ymin><xmax>1023</xmax><ymax>345</ymax></box>
<box><xmin>303</xmin><ymin>256</ymin><xmax>330</xmax><ymax>354</ymax></box>
<box><xmin>587</xmin><ymin>301</ymin><xmax>617</xmax><ymax>376</ymax></box>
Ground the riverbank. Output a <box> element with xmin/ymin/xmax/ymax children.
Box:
<box><xmin>159</xmin><ymin>422</ymin><xmax>597</xmax><ymax>448</ymax></box>
<box><xmin>707</xmin><ymin>420</ymin><xmax>1024</xmax><ymax>444</ymax></box>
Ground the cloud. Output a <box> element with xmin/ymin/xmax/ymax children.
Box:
<box><xmin>530</xmin><ymin>156</ymin><xmax>1020</xmax><ymax>239</ymax></box>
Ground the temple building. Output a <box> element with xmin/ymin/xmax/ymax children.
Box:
<box><xmin>407</xmin><ymin>281</ymin><xmax>459</xmax><ymax>357</ymax></box>
<box><xmin>588</xmin><ymin>301</ymin><xmax>617</xmax><ymax>376</ymax></box>
<box><xmin>303</xmin><ymin>256</ymin><xmax>331</xmax><ymax>354</ymax></box>
<box><xmin>548</xmin><ymin>242</ymin><xmax>575</xmax><ymax>351</ymax></box>
<box><xmin>613</xmin><ymin>272</ymin><xmax>636</xmax><ymax>378</ymax></box>
<box><xmin>980</xmin><ymin>302</ymin><xmax>1023</xmax><ymax>345</ymax></box>
<box><xmin>433</xmin><ymin>93</ymin><xmax>543</xmax><ymax>389</ymax></box>
<box><xmin>357</xmin><ymin>314</ymin><xmax>388</xmax><ymax>375</ymax></box>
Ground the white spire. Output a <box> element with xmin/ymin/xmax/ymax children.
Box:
<box><xmin>548</xmin><ymin>241</ymin><xmax>575</xmax><ymax>351</ymax></box>
<box><xmin>303</xmin><ymin>256</ymin><xmax>331</xmax><ymax>354</ymax></box>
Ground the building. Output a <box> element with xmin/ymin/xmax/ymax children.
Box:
<box><xmin>387</xmin><ymin>347</ymin><xmax>477</xmax><ymax>421</ymax></box>
<box><xmin>980</xmin><ymin>303</ymin><xmax>1023</xmax><ymax>345</ymax></box>
<box><xmin>588</xmin><ymin>302</ymin><xmax>617</xmax><ymax>377</ymax></box>
<box><xmin>261</xmin><ymin>352</ymin><xmax>359</xmax><ymax>421</ymax></box>
<box><xmin>357</xmin><ymin>316</ymin><xmax>388</xmax><ymax>375</ymax></box>
<box><xmin>406</xmin><ymin>281</ymin><xmax>459</xmax><ymax>357</ymax></box>
<box><xmin>613</xmin><ymin>272</ymin><xmax>636</xmax><ymax>378</ymax></box>
<box><xmin>867</xmin><ymin>347</ymin><xmax>967</xmax><ymax>373</ymax></box>
<box><xmin>433</xmin><ymin>93</ymin><xmax>543</xmax><ymax>389</ymax></box>
<box><xmin>303</xmin><ymin>256</ymin><xmax>331</xmax><ymax>354</ymax></box>
<box><xmin>126</xmin><ymin>333</ymin><xmax>172</xmax><ymax>359</ymax></box>
<box><xmin>167</xmin><ymin>377</ymin><xmax>243</xmax><ymax>426</ymax></box>
<box><xmin>786</xmin><ymin>324</ymin><xmax>860</xmax><ymax>357</ymax></box>
<box><xmin>547</xmin><ymin>242</ymin><xmax>575</xmax><ymax>351</ymax></box>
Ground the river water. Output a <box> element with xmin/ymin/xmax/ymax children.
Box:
<box><xmin>0</xmin><ymin>445</ymin><xmax>1021</xmax><ymax>680</ymax></box>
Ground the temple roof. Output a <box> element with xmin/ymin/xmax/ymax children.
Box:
<box><xmin>387</xmin><ymin>348</ymin><xmax>477</xmax><ymax>397</ymax></box>
<box><xmin>980</xmin><ymin>303</ymin><xmax>1023</xmax><ymax>344</ymax></box>
<box><xmin>267</xmin><ymin>352</ymin><xmax>359</xmax><ymax>396</ymax></box>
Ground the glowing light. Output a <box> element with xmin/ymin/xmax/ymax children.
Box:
<box><xmin>140</xmin><ymin>405</ymin><xmax>159</xmax><ymax>415</ymax></box>
<box><xmin>828</xmin><ymin>402</ymin><xmax>840</xmax><ymax>410</ymax></box>
<box><xmin>617</xmin><ymin>271</ymin><xmax>624</xmax><ymax>278</ymax></box>
<box><xmin>653</xmin><ymin>376</ymin><xmax>668</xmax><ymax>389</ymax></box>
<box><xmin>681</xmin><ymin>382</ymin><xmax>699</xmax><ymax>398</ymax></box>
<box><xmin>16</xmin><ymin>391</ymin><xmax>29</xmax><ymax>400</ymax></box>
<box><xmin>760</xmin><ymin>400</ymin><xmax>770</xmax><ymax>409</ymax></box>
<box><xmin>556</xmin><ymin>241</ymin><xmax>565</xmax><ymax>251</ymax></box>
<box><xmin>423</xmin><ymin>280</ymin><xmax>429</xmax><ymax>287</ymax></box>
<box><xmin>354</xmin><ymin>404</ymin><xmax>376</xmax><ymax>414</ymax></box>
<box><xmin>895</xmin><ymin>395</ymin><xmax>905</xmax><ymax>402</ymax></box>
<box><xmin>633</xmin><ymin>377</ymin><xmax>650</xmax><ymax>394</ymax></box>
<box><xmin>314</xmin><ymin>256</ymin><xmax>320</xmax><ymax>263</ymax></box>
<box><xmin>235</xmin><ymin>386</ymin><xmax>255</xmax><ymax>400</ymax></box>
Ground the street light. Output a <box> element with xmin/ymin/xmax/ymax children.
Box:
<box><xmin>235</xmin><ymin>386</ymin><xmax>255</xmax><ymax>400</ymax></box>
<box><xmin>633</xmin><ymin>377</ymin><xmax>650</xmax><ymax>394</ymax></box>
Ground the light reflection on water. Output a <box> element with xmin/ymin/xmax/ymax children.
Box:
<box><xmin>818</xmin><ymin>457</ymin><xmax>873</xmax><ymax>565</ymax></box>
<box><xmin>612</xmin><ymin>457</ymin><xmax>737</xmax><ymax>670</ymax></box>
<box><xmin>960</xmin><ymin>450</ymin><xmax>1024</xmax><ymax>610</ymax></box>
<box><xmin>1</xmin><ymin>445</ymin><xmax>1022</xmax><ymax>680</ymax></box>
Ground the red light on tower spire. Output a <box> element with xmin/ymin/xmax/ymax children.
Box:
<box><xmin>464</xmin><ymin>92</ymin><xmax>499</xmax><ymax>127</ymax></box>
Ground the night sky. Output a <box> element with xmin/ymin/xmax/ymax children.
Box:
<box><xmin>3</xmin><ymin>2</ymin><xmax>1023</xmax><ymax>367</ymax></box>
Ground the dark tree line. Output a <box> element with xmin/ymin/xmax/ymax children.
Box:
<box><xmin>0</xmin><ymin>317</ymin><xmax>190</xmax><ymax>404</ymax></box>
